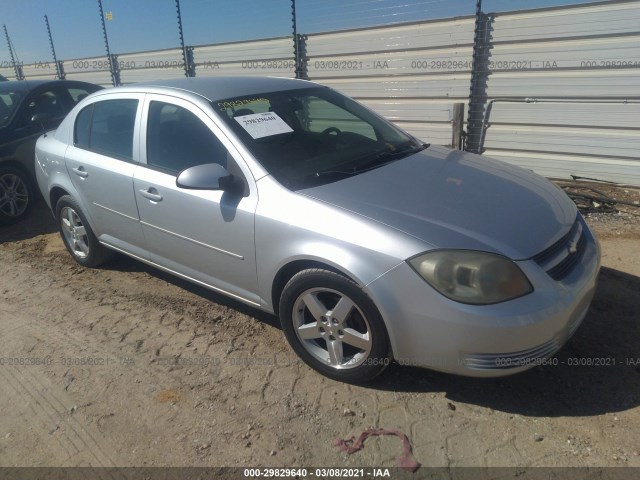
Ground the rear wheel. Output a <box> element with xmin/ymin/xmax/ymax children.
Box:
<box><xmin>279</xmin><ymin>268</ymin><xmax>391</xmax><ymax>383</ymax></box>
<box><xmin>0</xmin><ymin>167</ymin><xmax>32</xmax><ymax>225</ymax></box>
<box><xmin>56</xmin><ymin>195</ymin><xmax>113</xmax><ymax>267</ymax></box>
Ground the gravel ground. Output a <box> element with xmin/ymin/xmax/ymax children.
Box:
<box><xmin>0</xmin><ymin>185</ymin><xmax>639</xmax><ymax>471</ymax></box>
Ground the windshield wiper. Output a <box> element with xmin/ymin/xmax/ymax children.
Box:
<box><xmin>315</xmin><ymin>142</ymin><xmax>429</xmax><ymax>178</ymax></box>
<box><xmin>352</xmin><ymin>143</ymin><xmax>428</xmax><ymax>173</ymax></box>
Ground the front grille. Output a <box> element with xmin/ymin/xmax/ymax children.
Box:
<box><xmin>533</xmin><ymin>217</ymin><xmax>586</xmax><ymax>281</ymax></box>
<box><xmin>546</xmin><ymin>233</ymin><xmax>587</xmax><ymax>280</ymax></box>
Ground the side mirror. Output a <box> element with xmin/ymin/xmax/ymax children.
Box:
<box><xmin>176</xmin><ymin>163</ymin><xmax>236</xmax><ymax>192</ymax></box>
<box><xmin>31</xmin><ymin>113</ymin><xmax>54</xmax><ymax>133</ymax></box>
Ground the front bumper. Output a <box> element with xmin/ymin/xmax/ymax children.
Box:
<box><xmin>366</xmin><ymin>218</ymin><xmax>601</xmax><ymax>377</ymax></box>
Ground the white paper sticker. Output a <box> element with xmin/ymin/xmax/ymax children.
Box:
<box><xmin>234</xmin><ymin>112</ymin><xmax>293</xmax><ymax>139</ymax></box>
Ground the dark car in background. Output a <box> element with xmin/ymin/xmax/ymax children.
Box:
<box><xmin>0</xmin><ymin>79</ymin><xmax>102</xmax><ymax>224</ymax></box>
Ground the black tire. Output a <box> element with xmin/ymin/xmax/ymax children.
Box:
<box><xmin>279</xmin><ymin>268</ymin><xmax>391</xmax><ymax>383</ymax></box>
<box><xmin>55</xmin><ymin>195</ymin><xmax>113</xmax><ymax>267</ymax></box>
<box><xmin>0</xmin><ymin>166</ymin><xmax>33</xmax><ymax>225</ymax></box>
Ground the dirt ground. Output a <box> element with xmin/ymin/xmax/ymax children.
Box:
<box><xmin>0</xmin><ymin>182</ymin><xmax>639</xmax><ymax>471</ymax></box>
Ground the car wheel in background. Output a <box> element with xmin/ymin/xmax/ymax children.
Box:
<box><xmin>279</xmin><ymin>268</ymin><xmax>391</xmax><ymax>383</ymax></box>
<box><xmin>56</xmin><ymin>195</ymin><xmax>114</xmax><ymax>267</ymax></box>
<box><xmin>0</xmin><ymin>166</ymin><xmax>32</xmax><ymax>225</ymax></box>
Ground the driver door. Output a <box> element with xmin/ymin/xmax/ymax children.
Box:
<box><xmin>133</xmin><ymin>95</ymin><xmax>260</xmax><ymax>305</ymax></box>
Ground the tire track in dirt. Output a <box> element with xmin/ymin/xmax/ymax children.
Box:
<box><xmin>0</xmin><ymin>310</ymin><xmax>125</xmax><ymax>471</ymax></box>
<box><xmin>3</xmin><ymin>225</ymin><xmax>640</xmax><ymax>468</ymax></box>
<box><xmin>0</xmin><ymin>249</ymin><xmax>325</xmax><ymax>466</ymax></box>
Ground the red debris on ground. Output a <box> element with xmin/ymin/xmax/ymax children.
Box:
<box><xmin>334</xmin><ymin>427</ymin><xmax>421</xmax><ymax>472</ymax></box>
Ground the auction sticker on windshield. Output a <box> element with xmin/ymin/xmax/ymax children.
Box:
<box><xmin>234</xmin><ymin>111</ymin><xmax>293</xmax><ymax>139</ymax></box>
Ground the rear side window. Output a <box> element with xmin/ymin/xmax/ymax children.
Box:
<box><xmin>73</xmin><ymin>99</ymin><xmax>138</xmax><ymax>161</ymax></box>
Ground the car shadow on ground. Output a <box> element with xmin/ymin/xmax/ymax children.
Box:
<box><xmin>0</xmin><ymin>199</ymin><xmax>56</xmax><ymax>244</ymax></box>
<box><xmin>105</xmin><ymin>253</ymin><xmax>283</xmax><ymax>330</ymax></box>
<box><xmin>112</xmin><ymin>246</ymin><xmax>640</xmax><ymax>418</ymax></box>
<box><xmin>374</xmin><ymin>266</ymin><xmax>640</xmax><ymax>417</ymax></box>
<box><xmin>4</xmin><ymin>203</ymin><xmax>638</xmax><ymax>418</ymax></box>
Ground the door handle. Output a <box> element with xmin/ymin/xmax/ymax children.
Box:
<box><xmin>139</xmin><ymin>188</ymin><xmax>163</xmax><ymax>202</ymax></box>
<box><xmin>72</xmin><ymin>166</ymin><xmax>88</xmax><ymax>178</ymax></box>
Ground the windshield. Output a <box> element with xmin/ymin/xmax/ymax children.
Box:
<box><xmin>0</xmin><ymin>89</ymin><xmax>25</xmax><ymax>128</ymax></box>
<box><xmin>213</xmin><ymin>87</ymin><xmax>424</xmax><ymax>190</ymax></box>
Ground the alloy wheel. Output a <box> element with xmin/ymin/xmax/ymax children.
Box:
<box><xmin>0</xmin><ymin>172</ymin><xmax>29</xmax><ymax>218</ymax></box>
<box><xmin>60</xmin><ymin>206</ymin><xmax>90</xmax><ymax>259</ymax></box>
<box><xmin>292</xmin><ymin>287</ymin><xmax>373</xmax><ymax>369</ymax></box>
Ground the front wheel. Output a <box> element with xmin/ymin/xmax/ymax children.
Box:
<box><xmin>279</xmin><ymin>268</ymin><xmax>391</xmax><ymax>383</ymax></box>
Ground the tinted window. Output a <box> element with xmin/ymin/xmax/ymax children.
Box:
<box><xmin>0</xmin><ymin>91</ymin><xmax>24</xmax><ymax>127</ymax></box>
<box><xmin>74</xmin><ymin>99</ymin><xmax>138</xmax><ymax>160</ymax></box>
<box><xmin>146</xmin><ymin>101</ymin><xmax>228</xmax><ymax>174</ymax></box>
<box><xmin>74</xmin><ymin>104</ymin><xmax>93</xmax><ymax>148</ymax></box>
<box><xmin>68</xmin><ymin>87</ymin><xmax>94</xmax><ymax>105</ymax></box>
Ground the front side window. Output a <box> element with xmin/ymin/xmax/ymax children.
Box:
<box><xmin>73</xmin><ymin>99</ymin><xmax>138</xmax><ymax>161</ymax></box>
<box><xmin>146</xmin><ymin>101</ymin><xmax>228</xmax><ymax>174</ymax></box>
<box><xmin>213</xmin><ymin>87</ymin><xmax>422</xmax><ymax>190</ymax></box>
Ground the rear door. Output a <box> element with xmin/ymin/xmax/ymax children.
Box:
<box><xmin>64</xmin><ymin>94</ymin><xmax>147</xmax><ymax>258</ymax></box>
<box><xmin>133</xmin><ymin>94</ymin><xmax>260</xmax><ymax>305</ymax></box>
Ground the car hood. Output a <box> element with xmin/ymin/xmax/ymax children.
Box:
<box><xmin>298</xmin><ymin>145</ymin><xmax>577</xmax><ymax>260</ymax></box>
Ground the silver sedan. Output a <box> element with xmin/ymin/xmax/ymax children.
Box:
<box><xmin>35</xmin><ymin>77</ymin><xmax>600</xmax><ymax>383</ymax></box>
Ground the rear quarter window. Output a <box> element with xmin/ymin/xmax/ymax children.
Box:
<box><xmin>74</xmin><ymin>104</ymin><xmax>93</xmax><ymax>149</ymax></box>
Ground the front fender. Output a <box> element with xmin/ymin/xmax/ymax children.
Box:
<box><xmin>254</xmin><ymin>176</ymin><xmax>427</xmax><ymax>312</ymax></box>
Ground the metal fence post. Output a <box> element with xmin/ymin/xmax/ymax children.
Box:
<box><xmin>291</xmin><ymin>0</ymin><xmax>306</xmax><ymax>79</ymax></box>
<box><xmin>185</xmin><ymin>45</ymin><xmax>196</xmax><ymax>77</ymax></box>
<box><xmin>452</xmin><ymin>103</ymin><xmax>465</xmax><ymax>150</ymax></box>
<box><xmin>466</xmin><ymin>0</ymin><xmax>494</xmax><ymax>154</ymax></box>
<box><xmin>44</xmin><ymin>15</ymin><xmax>65</xmax><ymax>80</ymax></box>
<box><xmin>97</xmin><ymin>0</ymin><xmax>118</xmax><ymax>86</ymax></box>
<box><xmin>3</xmin><ymin>25</ymin><xmax>24</xmax><ymax>80</ymax></box>
<box><xmin>57</xmin><ymin>60</ymin><xmax>65</xmax><ymax>80</ymax></box>
<box><xmin>176</xmin><ymin>0</ymin><xmax>194</xmax><ymax>77</ymax></box>
<box><xmin>110</xmin><ymin>54</ymin><xmax>121</xmax><ymax>86</ymax></box>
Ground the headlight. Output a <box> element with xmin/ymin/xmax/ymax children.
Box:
<box><xmin>408</xmin><ymin>250</ymin><xmax>533</xmax><ymax>305</ymax></box>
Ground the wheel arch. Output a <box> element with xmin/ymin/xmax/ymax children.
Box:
<box><xmin>271</xmin><ymin>259</ymin><xmax>359</xmax><ymax>316</ymax></box>
<box><xmin>0</xmin><ymin>160</ymin><xmax>34</xmax><ymax>188</ymax></box>
<box><xmin>44</xmin><ymin>178</ymin><xmax>96</xmax><ymax>229</ymax></box>
<box><xmin>49</xmin><ymin>186</ymin><xmax>71</xmax><ymax>215</ymax></box>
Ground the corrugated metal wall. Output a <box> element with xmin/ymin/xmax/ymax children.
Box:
<box><xmin>303</xmin><ymin>17</ymin><xmax>476</xmax><ymax>146</ymax></box>
<box><xmin>474</xmin><ymin>0</ymin><xmax>640</xmax><ymax>184</ymax></box>
<box><xmin>193</xmin><ymin>37</ymin><xmax>296</xmax><ymax>78</ymax></box>
<box><xmin>3</xmin><ymin>0</ymin><xmax>639</xmax><ymax>184</ymax></box>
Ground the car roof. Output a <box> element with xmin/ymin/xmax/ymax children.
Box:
<box><xmin>121</xmin><ymin>76</ymin><xmax>318</xmax><ymax>102</ymax></box>
<box><xmin>0</xmin><ymin>79</ymin><xmax>100</xmax><ymax>93</ymax></box>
